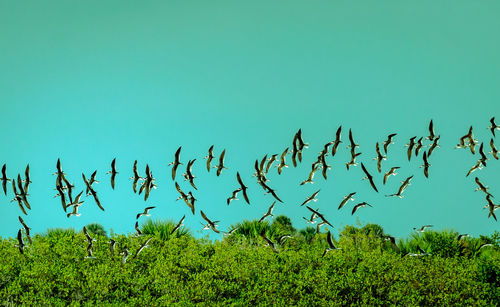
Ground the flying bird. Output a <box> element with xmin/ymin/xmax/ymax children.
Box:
<box><xmin>106</xmin><ymin>158</ymin><xmax>118</xmax><ymax>190</ymax></box>
<box><xmin>420</xmin><ymin>151</ymin><xmax>430</xmax><ymax>178</ymax></box>
<box><xmin>129</xmin><ymin>160</ymin><xmax>142</xmax><ymax>193</ymax></box>
<box><xmin>475</xmin><ymin>177</ymin><xmax>492</xmax><ymax>197</ymax></box>
<box><xmin>200</xmin><ymin>210</ymin><xmax>220</xmax><ymax>233</ymax></box>
<box><xmin>301</xmin><ymin>189</ymin><xmax>320</xmax><ymax>206</ymax></box>
<box><xmin>382</xmin><ymin>133</ymin><xmax>397</xmax><ymax>154</ymax></box>
<box><xmin>488</xmin><ymin>117</ymin><xmax>500</xmax><ymax>137</ymax></box>
<box><xmin>204</xmin><ymin>145</ymin><xmax>215</xmax><ymax>172</ymax></box>
<box><xmin>236</xmin><ymin>172</ymin><xmax>250</xmax><ymax>204</ymax></box>
<box><xmin>386</xmin><ymin>175</ymin><xmax>413</xmax><ymax>198</ymax></box>
<box><xmin>258</xmin><ymin>201</ymin><xmax>276</xmax><ymax>222</ymax></box>
<box><xmin>82</xmin><ymin>173</ymin><xmax>104</xmax><ymax>211</ymax></box>
<box><xmin>183</xmin><ymin>159</ymin><xmax>197</xmax><ymax>190</ymax></box>
<box><xmin>478</xmin><ymin>143</ymin><xmax>488</xmax><ymax>167</ymax></box>
<box><xmin>136</xmin><ymin>206</ymin><xmax>156</xmax><ymax>220</ymax></box>
<box><xmin>466</xmin><ymin>160</ymin><xmax>483</xmax><ymax>177</ymax></box>
<box><xmin>352</xmin><ymin>202</ymin><xmax>372</xmax><ymax>215</ymax></box>
<box><xmin>23</xmin><ymin>164</ymin><xmax>31</xmax><ymax>194</ymax></box>
<box><xmin>169</xmin><ymin>146</ymin><xmax>182</xmax><ymax>180</ymax></box>
<box><xmin>15</xmin><ymin>229</ymin><xmax>25</xmax><ymax>254</ymax></box>
<box><xmin>18</xmin><ymin>216</ymin><xmax>32</xmax><ymax>244</ymax></box>
<box><xmin>175</xmin><ymin>182</ymin><xmax>195</xmax><ymax>215</ymax></box>
<box><xmin>405</xmin><ymin>137</ymin><xmax>416</xmax><ymax>161</ymax></box>
<box><xmin>322</xmin><ymin>231</ymin><xmax>341</xmax><ymax>257</ymax></box>
<box><xmin>277</xmin><ymin>147</ymin><xmax>289</xmax><ymax>175</ymax></box>
<box><xmin>132</xmin><ymin>236</ymin><xmax>153</xmax><ymax>259</ymax></box>
<box><xmin>361</xmin><ymin>163</ymin><xmax>378</xmax><ymax>192</ymax></box>
<box><xmin>413</xmin><ymin>225</ymin><xmax>433</xmax><ymax>232</ymax></box>
<box><xmin>414</xmin><ymin>137</ymin><xmax>424</xmax><ymax>157</ymax></box>
<box><xmin>1</xmin><ymin>164</ymin><xmax>10</xmax><ymax>195</ymax></box>
<box><xmin>265</xmin><ymin>154</ymin><xmax>278</xmax><ymax>174</ymax></box>
<box><xmin>346</xmin><ymin>148</ymin><xmax>362</xmax><ymax>170</ymax></box>
<box><xmin>338</xmin><ymin>192</ymin><xmax>356</xmax><ymax>210</ymax></box>
<box><xmin>260</xmin><ymin>229</ymin><xmax>278</xmax><ymax>253</ymax></box>
<box><xmin>134</xmin><ymin>221</ymin><xmax>143</xmax><ymax>236</ymax></box>
<box><xmin>489</xmin><ymin>139</ymin><xmax>499</xmax><ymax>160</ymax></box>
<box><xmin>427</xmin><ymin>136</ymin><xmax>440</xmax><ymax>157</ymax></box>
<box><xmin>215</xmin><ymin>149</ymin><xmax>227</xmax><ymax>176</ymax></box>
<box><xmin>331</xmin><ymin>126</ymin><xmax>342</xmax><ymax>156</ymax></box>
<box><xmin>170</xmin><ymin>215</ymin><xmax>186</xmax><ymax>235</ymax></box>
<box><xmin>305</xmin><ymin>206</ymin><xmax>333</xmax><ymax>227</ymax></box>
<box><xmin>300</xmin><ymin>162</ymin><xmax>319</xmax><ymax>185</ymax></box>
<box><xmin>11</xmin><ymin>179</ymin><xmax>27</xmax><ymax>215</ymax></box>
<box><xmin>383</xmin><ymin>167</ymin><xmax>400</xmax><ymax>185</ymax></box>
<box><xmin>373</xmin><ymin>142</ymin><xmax>386</xmax><ymax>173</ymax></box>
<box><xmin>227</xmin><ymin>188</ymin><xmax>241</xmax><ymax>205</ymax></box>
<box><xmin>426</xmin><ymin>119</ymin><xmax>436</xmax><ymax>141</ymax></box>
<box><xmin>486</xmin><ymin>195</ymin><xmax>497</xmax><ymax>221</ymax></box>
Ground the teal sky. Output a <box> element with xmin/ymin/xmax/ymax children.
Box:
<box><xmin>1</xmin><ymin>1</ymin><xmax>499</xmax><ymax>240</ymax></box>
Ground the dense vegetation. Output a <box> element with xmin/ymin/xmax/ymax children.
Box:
<box><xmin>0</xmin><ymin>217</ymin><xmax>498</xmax><ymax>306</ymax></box>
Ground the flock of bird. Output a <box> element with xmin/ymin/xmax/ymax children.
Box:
<box><xmin>3</xmin><ymin>117</ymin><xmax>500</xmax><ymax>261</ymax></box>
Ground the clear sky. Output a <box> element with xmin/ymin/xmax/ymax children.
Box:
<box><xmin>1</xmin><ymin>1</ymin><xmax>499</xmax><ymax>240</ymax></box>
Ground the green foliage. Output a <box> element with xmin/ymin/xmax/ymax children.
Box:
<box><xmin>0</xmin><ymin>222</ymin><xmax>498</xmax><ymax>305</ymax></box>
<box><xmin>140</xmin><ymin>218</ymin><xmax>191</xmax><ymax>240</ymax></box>
<box><xmin>84</xmin><ymin>223</ymin><xmax>107</xmax><ymax>238</ymax></box>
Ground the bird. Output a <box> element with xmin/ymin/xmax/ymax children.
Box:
<box><xmin>489</xmin><ymin>139</ymin><xmax>499</xmax><ymax>160</ymax></box>
<box><xmin>120</xmin><ymin>248</ymin><xmax>129</xmax><ymax>267</ymax></box>
<box><xmin>200</xmin><ymin>210</ymin><xmax>220</xmax><ymax>234</ymax></box>
<box><xmin>331</xmin><ymin>126</ymin><xmax>342</xmax><ymax>156</ymax></box>
<box><xmin>55</xmin><ymin>184</ymin><xmax>67</xmax><ymax>213</ymax></box>
<box><xmin>486</xmin><ymin>195</ymin><xmax>497</xmax><ymax>221</ymax></box>
<box><xmin>301</xmin><ymin>190</ymin><xmax>320</xmax><ymax>206</ymax></box>
<box><xmin>82</xmin><ymin>173</ymin><xmax>104</xmax><ymax>211</ymax></box>
<box><xmin>236</xmin><ymin>172</ymin><xmax>250</xmax><ymax>204</ymax></box>
<box><xmin>170</xmin><ymin>215</ymin><xmax>186</xmax><ymax>235</ymax></box>
<box><xmin>360</xmin><ymin>163</ymin><xmax>378</xmax><ymax>192</ymax></box>
<box><xmin>373</xmin><ymin>142</ymin><xmax>386</xmax><ymax>173</ymax></box>
<box><xmin>291</xmin><ymin>135</ymin><xmax>299</xmax><ymax>168</ymax></box>
<box><xmin>66</xmin><ymin>202</ymin><xmax>83</xmax><ymax>218</ymax></box>
<box><xmin>383</xmin><ymin>167</ymin><xmax>400</xmax><ymax>185</ymax></box>
<box><xmin>386</xmin><ymin>175</ymin><xmax>413</xmax><ymax>198</ymax></box>
<box><xmin>215</xmin><ymin>149</ymin><xmax>227</xmax><ymax>176</ymax></box>
<box><xmin>320</xmin><ymin>154</ymin><xmax>330</xmax><ymax>180</ymax></box>
<box><xmin>106</xmin><ymin>158</ymin><xmax>118</xmax><ymax>190</ymax></box>
<box><xmin>296</xmin><ymin>128</ymin><xmax>308</xmax><ymax>162</ymax></box>
<box><xmin>129</xmin><ymin>160</ymin><xmax>142</xmax><ymax>194</ymax></box>
<box><xmin>414</xmin><ymin>137</ymin><xmax>424</xmax><ymax>157</ymax></box>
<box><xmin>277</xmin><ymin>235</ymin><xmax>292</xmax><ymax>245</ymax></box>
<box><xmin>475</xmin><ymin>177</ymin><xmax>492</xmax><ymax>197</ymax></box>
<box><xmin>303</xmin><ymin>209</ymin><xmax>319</xmax><ymax>224</ymax></box>
<box><xmin>18</xmin><ymin>216</ymin><xmax>32</xmax><ymax>244</ymax></box>
<box><xmin>265</xmin><ymin>154</ymin><xmax>278</xmax><ymax>174</ymax></box>
<box><xmin>136</xmin><ymin>206</ymin><xmax>156</xmax><ymax>220</ymax></box>
<box><xmin>300</xmin><ymin>162</ymin><xmax>319</xmax><ymax>185</ymax></box>
<box><xmin>338</xmin><ymin>192</ymin><xmax>356</xmax><ymax>210</ymax></box>
<box><xmin>175</xmin><ymin>182</ymin><xmax>195</xmax><ymax>215</ymax></box>
<box><xmin>427</xmin><ymin>136</ymin><xmax>440</xmax><ymax>157</ymax></box>
<box><xmin>405</xmin><ymin>137</ymin><xmax>416</xmax><ymax>161</ymax></box>
<box><xmin>260</xmin><ymin>229</ymin><xmax>278</xmax><ymax>253</ymax></box>
<box><xmin>457</xmin><ymin>234</ymin><xmax>469</xmax><ymax>241</ymax></box>
<box><xmin>488</xmin><ymin>117</ymin><xmax>500</xmax><ymax>137</ymax></box>
<box><xmin>134</xmin><ymin>221</ymin><xmax>143</xmax><ymax>236</ymax></box>
<box><xmin>426</xmin><ymin>119</ymin><xmax>436</xmax><ymax>141</ymax></box>
<box><xmin>16</xmin><ymin>174</ymin><xmax>31</xmax><ymax>210</ymax></box>
<box><xmin>169</xmin><ymin>146</ymin><xmax>182</xmax><ymax>180</ymax></box>
<box><xmin>347</xmin><ymin>129</ymin><xmax>359</xmax><ymax>149</ymax></box>
<box><xmin>182</xmin><ymin>159</ymin><xmax>197</xmax><ymax>190</ymax></box>
<box><xmin>384</xmin><ymin>236</ymin><xmax>400</xmax><ymax>253</ymax></box>
<box><xmin>1</xmin><ymin>164</ymin><xmax>10</xmax><ymax>195</ymax></box>
<box><xmin>62</xmin><ymin>176</ymin><xmax>74</xmax><ymax>204</ymax></box>
<box><xmin>420</xmin><ymin>151</ymin><xmax>430</xmax><ymax>178</ymax></box>
<box><xmin>258</xmin><ymin>201</ymin><xmax>276</xmax><ymax>223</ymax></box>
<box><xmin>133</xmin><ymin>236</ymin><xmax>153</xmax><ymax>259</ymax></box>
<box><xmin>204</xmin><ymin>145</ymin><xmax>215</xmax><ymax>172</ymax></box>
<box><xmin>478</xmin><ymin>143</ymin><xmax>488</xmax><ymax>167</ymax></box>
<box><xmin>83</xmin><ymin>226</ymin><xmax>96</xmax><ymax>244</ymax></box>
<box><xmin>277</xmin><ymin>147</ymin><xmax>289</xmax><ymax>175</ymax></box>
<box><xmin>15</xmin><ymin>229</ymin><xmax>25</xmax><ymax>254</ymax></box>
<box><xmin>466</xmin><ymin>160</ymin><xmax>483</xmax><ymax>177</ymax></box>
<box><xmin>382</xmin><ymin>133</ymin><xmax>397</xmax><ymax>154</ymax></box>
<box><xmin>23</xmin><ymin>164</ymin><xmax>31</xmax><ymax>194</ymax></box>
<box><xmin>305</xmin><ymin>206</ymin><xmax>333</xmax><ymax>227</ymax></box>
<box><xmin>88</xmin><ymin>170</ymin><xmax>99</xmax><ymax>189</ymax></box>
<box><xmin>479</xmin><ymin>243</ymin><xmax>495</xmax><ymax>250</ymax></box>
<box><xmin>346</xmin><ymin>148</ymin><xmax>362</xmax><ymax>170</ymax></box>
<box><xmin>316</xmin><ymin>221</ymin><xmax>327</xmax><ymax>234</ymax></box>
<box><xmin>352</xmin><ymin>202</ymin><xmax>372</xmax><ymax>215</ymax></box>
<box><xmin>261</xmin><ymin>181</ymin><xmax>283</xmax><ymax>203</ymax></box>
<box><xmin>413</xmin><ymin>225</ymin><xmax>433</xmax><ymax>232</ymax></box>
<box><xmin>404</xmin><ymin>245</ymin><xmax>431</xmax><ymax>257</ymax></box>
<box><xmin>53</xmin><ymin>158</ymin><xmax>65</xmax><ymax>177</ymax></box>
<box><xmin>227</xmin><ymin>188</ymin><xmax>242</xmax><ymax>205</ymax></box>
<box><xmin>322</xmin><ymin>231</ymin><xmax>341</xmax><ymax>257</ymax></box>
<box><xmin>108</xmin><ymin>239</ymin><xmax>116</xmax><ymax>256</ymax></box>
<box><xmin>10</xmin><ymin>179</ymin><xmax>27</xmax><ymax>215</ymax></box>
